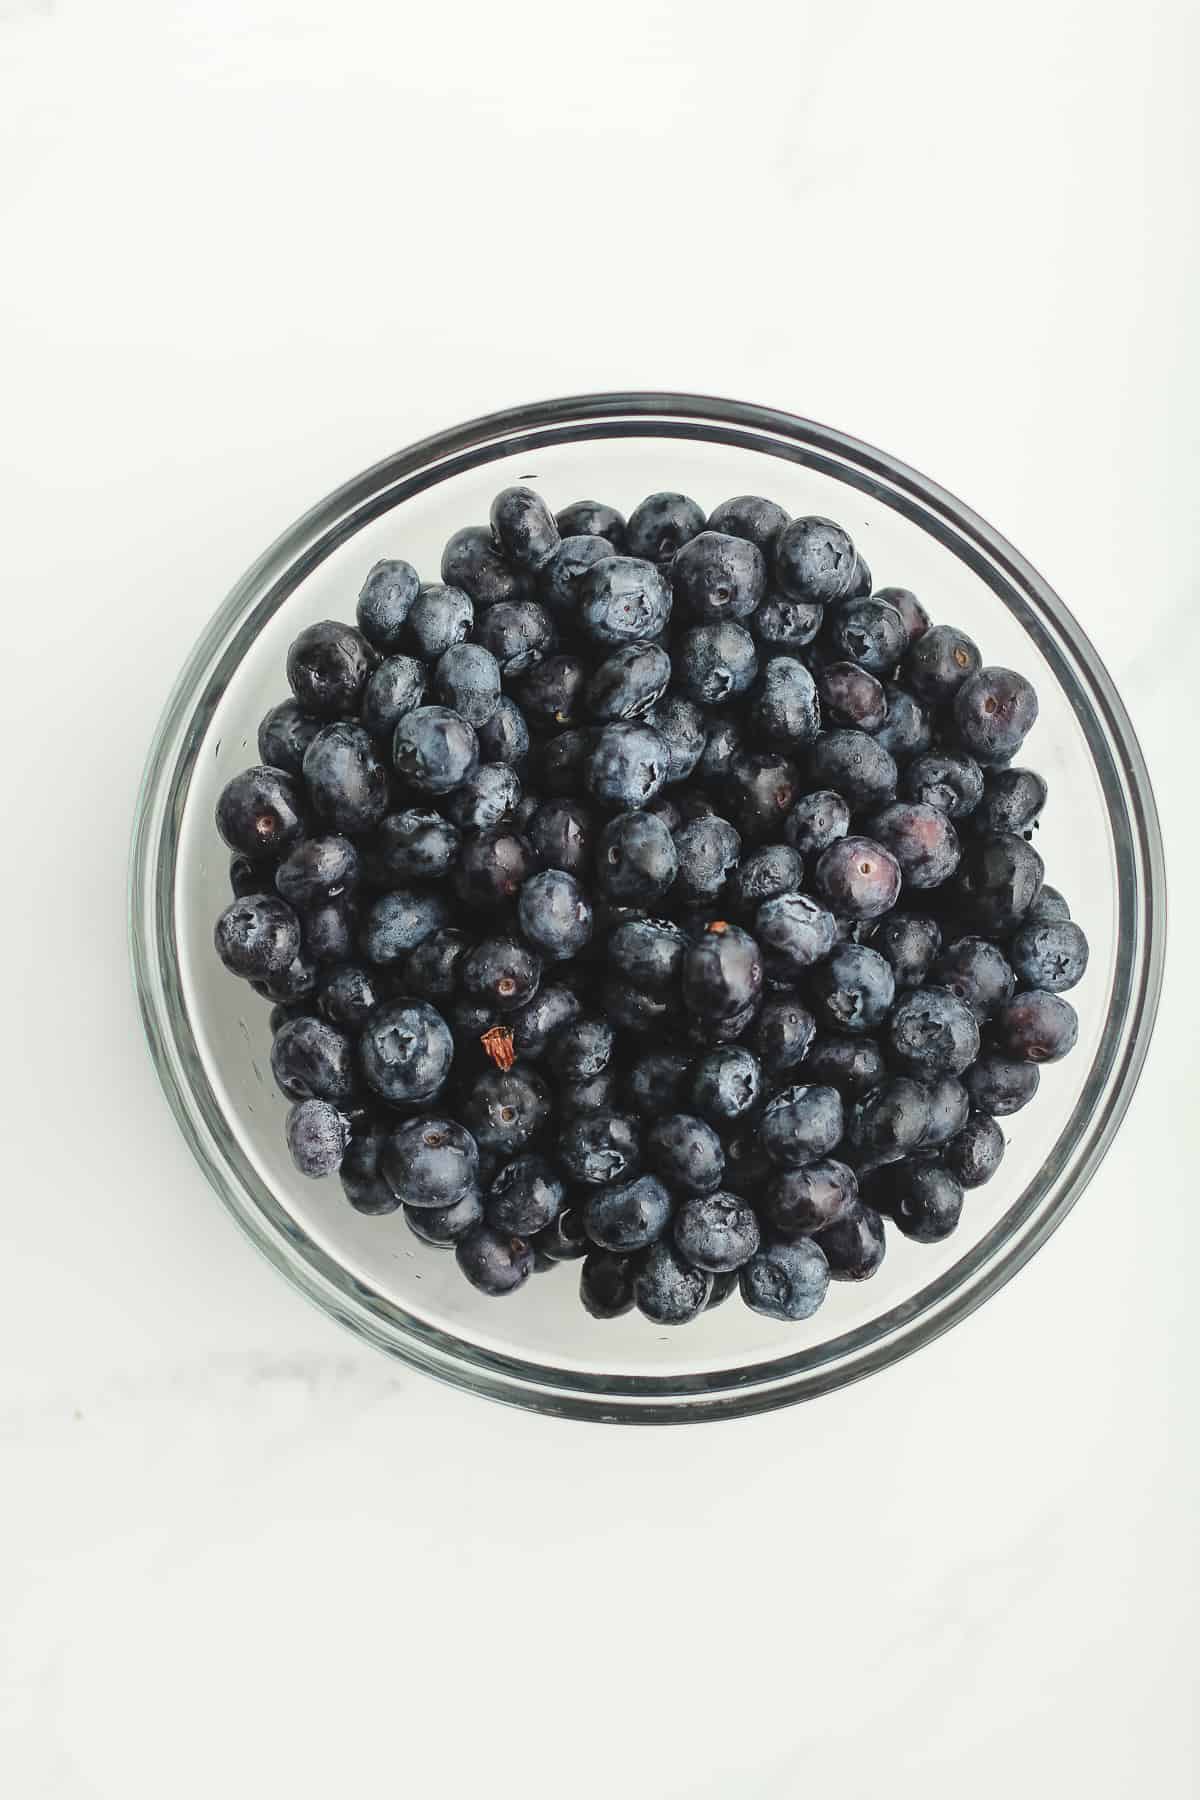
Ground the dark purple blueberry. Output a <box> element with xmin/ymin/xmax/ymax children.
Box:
<box><xmin>706</xmin><ymin>494</ymin><xmax>790</xmax><ymax>551</ymax></box>
<box><xmin>750</xmin><ymin>995</ymin><xmax>816</xmax><ymax>1078</ymax></box>
<box><xmin>753</xmin><ymin>593</ymin><xmax>825</xmax><ymax>652</ymax></box>
<box><xmin>761</xmin><ymin>1084</ymin><xmax>845</xmax><ymax>1167</ymax></box>
<box><xmin>271</xmin><ymin>1015</ymin><xmax>356</xmax><ymax>1105</ymax></box>
<box><xmin>440</xmin><ymin>526</ymin><xmax>530</xmax><ymax>610</ymax></box>
<box><xmin>933</xmin><ymin>935</ymin><xmax>1016</xmax><ymax>1019</ymax></box>
<box><xmin>764</xmin><ymin>1158</ymin><xmax>858</xmax><ymax>1237</ymax></box>
<box><xmin>404</xmin><ymin>928</ymin><xmax>469</xmax><ymax>1002</ymax></box>
<box><xmin>846</xmin><ymin>1077</ymin><xmax>931</xmax><ymax>1165</ymax></box>
<box><xmin>446</xmin><ymin>762</ymin><xmax>521</xmax><ymax>833</ymax></box>
<box><xmin>339</xmin><ymin>1122</ymin><xmax>401</xmax><ymax>1214</ymax></box>
<box><xmin>739</xmin><ymin>1236</ymin><xmax>830</xmax><ymax>1321</ymax></box>
<box><xmin>275</xmin><ymin>835</ymin><xmax>359</xmax><ymax>910</ymax></box>
<box><xmin>873</xmin><ymin>913</ymin><xmax>941</xmax><ymax>989</ymax></box>
<box><xmin>461</xmin><ymin>936</ymin><xmax>541</xmax><ymax>1012</ymax></box>
<box><xmin>317</xmin><ymin>962</ymin><xmax>382</xmax><ymax>1030</ymax></box>
<box><xmin>672</xmin><ymin>814</ymin><xmax>741</xmax><ymax>904</ymax></box>
<box><xmin>476</xmin><ymin>694</ymin><xmax>530</xmax><ymax>767</ymax></box>
<box><xmin>625</xmin><ymin>491</ymin><xmax>706</xmax><ymax>565</ymax></box>
<box><xmin>682</xmin><ymin>921</ymin><xmax>763</xmax><ymax>1022</ymax></box>
<box><xmin>722</xmin><ymin>752</ymin><xmax>800</xmax><ymax>843</ymax></box>
<box><xmin>403</xmin><ymin>1186</ymin><xmax>484</xmax><ymax>1246</ymax></box>
<box><xmin>1010</xmin><ymin>920</ymin><xmax>1089</xmax><ymax>993</ymax></box>
<box><xmin>963</xmin><ymin>1054</ymin><xmax>1040</xmax><ymax>1115</ymax></box>
<box><xmin>867</xmin><ymin>801</ymin><xmax>960</xmax><ymax>889</ymax></box>
<box><xmin>301</xmin><ymin>896</ymin><xmax>357</xmax><ymax>963</ymax></box>
<box><xmin>814</xmin><ymin>836</ymin><xmax>902</xmax><ymax>921</ymax></box>
<box><xmin>508</xmin><ymin>984</ymin><xmax>582</xmax><ymax>1059</ymax></box>
<box><xmin>672</xmin><ymin>530</ymin><xmax>767</xmax><ymax>622</ymax></box>
<box><xmin>404</xmin><ymin>584</ymin><xmax>474</xmax><ymax>660</ymax></box>
<box><xmin>551</xmin><ymin>1017</ymin><xmax>615</xmax><ymax>1082</ymax></box>
<box><xmin>517</xmin><ymin>868</ymin><xmax>593</xmax><ymax>961</ymax></box>
<box><xmin>359</xmin><ymin>1001</ymin><xmax>453</xmax><ymax>1106</ymax></box>
<box><xmin>585</xmin><ymin>642</ymin><xmax>670</xmax><ymax>723</ymax></box>
<box><xmin>216</xmin><ymin>765</ymin><xmax>306</xmax><ymax>859</ymax></box>
<box><xmin>921</xmin><ymin>1074</ymin><xmax>971</xmax><ymax>1149</ymax></box>
<box><xmin>808</xmin><ymin>730</ymin><xmax>898</xmax><ymax>811</ymax></box>
<box><xmin>683</xmin><ymin>995</ymin><xmax>760</xmax><ymax>1047</ymax></box>
<box><xmin>529</xmin><ymin>797</ymin><xmax>594</xmax><ymax>877</ymax></box>
<box><xmin>603</xmin><ymin>979</ymin><xmax>677</xmax><ymax>1035</ymax></box>
<box><xmin>380</xmin><ymin>1115</ymin><xmax>479</xmax><ymax>1208</ymax></box>
<box><xmin>634</xmin><ymin>1239</ymin><xmax>713</xmax><ymax>1324</ymax></box>
<box><xmin>391</xmin><ymin>705</ymin><xmax>479</xmax><ymax>797</ymax></box>
<box><xmin>993</xmin><ymin>989</ymin><xmax>1079</xmax><ymax>1063</ymax></box>
<box><xmin>486</xmin><ymin>1153</ymin><xmax>564</xmax><ymax>1236</ymax></box>
<box><xmin>578</xmin><ymin>556</ymin><xmax>673</xmax><ymax>646</ymax></box>
<box><xmin>584</xmin><ymin>1172</ymin><xmax>672</xmax><ymax>1252</ymax></box>
<box><xmin>356</xmin><ymin>559</ymin><xmax>421</xmax><ymax>652</ymax></box>
<box><xmin>285</xmin><ymin>1099</ymin><xmax>351</xmax><ymax>1177</ymax></box>
<box><xmin>515</xmin><ymin>654</ymin><xmax>586</xmax><ymax>731</ymax></box>
<box><xmin>534</xmin><ymin>1206</ymin><xmax>589</xmax><ymax>1261</ymax></box>
<box><xmin>461</xmin><ymin>1066</ymin><xmax>551</xmax><ymax>1154</ymax></box>
<box><xmin>675</xmin><ymin>621</ymin><xmax>759</xmax><ymax>706</ymax></box>
<box><xmin>874</xmin><ymin>587</ymin><xmax>930</xmax><ymax>646</ymax></box>
<box><xmin>303</xmin><ymin>723</ymin><xmax>390</xmax><ymax>834</ymax></box>
<box><xmin>845</xmin><ymin>554</ymin><xmax>872</xmax><ymax>598</ymax></box>
<box><xmin>825</xmin><ymin>596</ymin><xmax>906</xmax><ymax>675</ymax></box>
<box><xmin>816</xmin><ymin>661</ymin><xmax>887</xmax><ymax>732</ymax></box>
<box><xmin>884</xmin><ymin>1163</ymin><xmax>964</xmax><ymax>1243</ymax></box>
<box><xmin>784</xmin><ymin>789</ymin><xmax>851</xmax><ymax>856</ymax></box>
<box><xmin>754</xmin><ymin>891</ymin><xmax>837</xmax><ymax>983</ymax></box>
<box><xmin>361</xmin><ymin>888</ymin><xmax>450</xmax><ymax>965</ymax></box>
<box><xmin>455</xmin><ymin>1223</ymin><xmax>535</xmax><ymax>1295</ymax></box>
<box><xmin>231</xmin><ymin>859</ymin><xmax>271</xmax><ymax>904</ymax></box>
<box><xmin>873</xmin><ymin>685</ymin><xmax>931</xmax><ymax>761</ymax></box>
<box><xmin>673</xmin><ymin>1191</ymin><xmax>760</xmax><ymax>1273</ymax></box>
<box><xmin>646</xmin><ymin>1112</ymin><xmax>725</xmax><ymax>1197</ymax></box>
<box><xmin>729</xmin><ymin>843</ymin><xmax>805</xmax><ymax>918</ymax></box>
<box><xmin>608</xmin><ymin>917</ymin><xmax>687</xmax><ymax>994</ymax></box>
<box><xmin>625</xmin><ymin>1048</ymin><xmax>693</xmax><ymax>1117</ymax></box>
<box><xmin>580</xmin><ymin>1249</ymin><xmax>637</xmax><ymax>1318</ymax></box>
<box><xmin>748</xmin><ymin>656</ymin><xmax>821</xmax><ymax>751</ymax></box>
<box><xmin>902</xmin><ymin>622</ymin><xmax>981</xmax><ymax>704</ymax></box>
<box><xmin>975</xmin><ymin>767</ymin><xmax>1048</xmax><ymax>837</ymax></box>
<box><xmin>818</xmin><ymin>1202</ymin><xmax>887</xmax><ymax>1279</ymax></box>
<box><xmin>774</xmin><ymin>515</ymin><xmax>857</xmax><ymax>604</ymax></box>
<box><xmin>257</xmin><ymin>699</ymin><xmax>322</xmax><ymax>775</ymax></box>
<box><xmin>952</xmin><ymin>831</ymin><xmax>1044</xmax><ymax>931</ymax></box>
<box><xmin>553</xmin><ymin>498</ymin><xmax>626</xmax><ymax>548</ymax></box>
<box><xmin>722</xmin><ymin>1127</ymin><xmax>773</xmax><ymax>1198</ymax></box>
<box><xmin>475</xmin><ymin>599</ymin><xmax>555</xmax><ymax>677</ymax></box>
<box><xmin>286</xmin><ymin>620</ymin><xmax>377</xmax><ymax>718</ymax></box>
<box><xmin>953</xmin><ymin>666</ymin><xmax>1039</xmax><ymax>765</ymax></box>
<box><xmin>644</xmin><ymin>695</ymin><xmax>707</xmax><ymax>784</ymax></box>
<box><xmin>490</xmin><ymin>485</ymin><xmax>560</xmax><ymax>572</ymax></box>
<box><xmin>251</xmin><ymin>951</ymin><xmax>319</xmax><ymax>1004</ymax></box>
<box><xmin>558</xmin><ymin>1071</ymin><xmax>618</xmax><ymax>1118</ymax></box>
<box><xmin>586</xmin><ymin>719</ymin><xmax>672</xmax><ymax>811</ymax></box>
<box><xmin>361</xmin><ymin>655</ymin><xmax>427</xmax><ymax>740</ymax></box>
<box><xmin>596</xmin><ymin>810</ymin><xmax>679</xmax><ymax>905</ymax></box>
<box><xmin>1026</xmin><ymin>884</ymin><xmax>1071</xmax><ymax>925</ymax></box>
<box><xmin>945</xmin><ymin>1112</ymin><xmax>1006</xmax><ymax>1187</ymax></box>
<box><xmin>697</xmin><ymin>714</ymin><xmax>743</xmax><ymax>784</ymax></box>
<box><xmin>689</xmin><ymin>1045</ymin><xmax>762</xmax><ymax>1128</ymax></box>
<box><xmin>431</xmin><ymin>642</ymin><xmax>501</xmax><ymax>728</ymax></box>
<box><xmin>214</xmin><ymin>893</ymin><xmax>301</xmax><ymax>979</ymax></box>
<box><xmin>560</xmin><ymin>1110</ymin><xmax>641</xmax><ymax>1187</ymax></box>
<box><xmin>803</xmin><ymin>1033</ymin><xmax>887</xmax><ymax>1097</ymax></box>
<box><xmin>705</xmin><ymin>1268</ymin><xmax>741</xmax><ymax>1310</ymax></box>
<box><xmin>888</xmin><ymin>986</ymin><xmax>980</xmax><ymax>1076</ymax></box>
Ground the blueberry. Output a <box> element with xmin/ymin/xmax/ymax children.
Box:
<box><xmin>885</xmin><ymin>1163</ymin><xmax>964</xmax><ymax>1243</ymax></box>
<box><xmin>721</xmin><ymin>1127</ymin><xmax>773</xmax><ymax>1198</ymax></box>
<box><xmin>874</xmin><ymin>586</ymin><xmax>930</xmax><ymax>646</ymax></box>
<box><xmin>867</xmin><ymin>801</ymin><xmax>960</xmax><ymax>889</ymax></box>
<box><xmin>286</xmin><ymin>620</ymin><xmax>377</xmax><ymax>718</ymax></box>
<box><xmin>216</xmin><ymin>765</ymin><xmax>306</xmax><ymax>859</ymax></box>
<box><xmin>558</xmin><ymin>1069</ymin><xmax>619</xmax><ymax>1118</ymax></box>
<box><xmin>825</xmin><ymin>596</ymin><xmax>907</xmax><ymax>676</ymax></box>
<box><xmin>529</xmin><ymin>797</ymin><xmax>594</xmax><ymax>877</ymax></box>
<box><xmin>689</xmin><ymin>1045</ymin><xmax>762</xmax><ymax>1127</ymax></box>
<box><xmin>251</xmin><ymin>951</ymin><xmax>319</xmax><ymax>1004</ymax></box>
<box><xmin>508</xmin><ymin>983</ymin><xmax>583</xmax><ymax>1059</ymax></box>
<box><xmin>214</xmin><ymin>893</ymin><xmax>301</xmax><ymax>979</ymax></box>
<box><xmin>753</xmin><ymin>594</ymin><xmax>825</xmax><ymax>652</ymax></box>
<box><xmin>975</xmin><ymin>767</ymin><xmax>1048</xmax><ymax>837</ymax></box>
<box><xmin>359</xmin><ymin>1000</ymin><xmax>454</xmax><ymax>1105</ymax></box>
<box><xmin>634</xmin><ymin>1239</ymin><xmax>712</xmax><ymax>1324</ymax></box>
<box><xmin>803</xmin><ymin>1033</ymin><xmax>887</xmax><ymax>1097</ymax></box>
<box><xmin>921</xmin><ymin>1073</ymin><xmax>971</xmax><ymax>1148</ymax></box>
<box><xmin>643</xmin><ymin>695</ymin><xmax>707</xmax><ymax>783</ymax></box>
<box><xmin>476</xmin><ymin>694</ymin><xmax>531</xmax><ymax>767</ymax></box>
<box><xmin>508</xmin><ymin>783</ymin><xmax>536</xmax><ymax>832</ymax></box>
<box><xmin>489</xmin><ymin>485</ymin><xmax>560</xmax><ymax>572</ymax></box>
<box><xmin>873</xmin><ymin>913</ymin><xmax>941</xmax><ymax>989</ymax></box>
<box><xmin>888</xmin><ymin>986</ymin><xmax>980</xmax><ymax>1076</ymax></box>
<box><xmin>933</xmin><ymin>935</ymin><xmax>1016</xmax><ymax>1019</ymax></box>
<box><xmin>646</xmin><ymin>1112</ymin><xmax>725</xmax><ymax>1197</ymax></box>
<box><xmin>814</xmin><ymin>836</ymin><xmax>902</xmax><ymax>921</ymax></box>
<box><xmin>339</xmin><ymin>1122</ymin><xmax>401</xmax><ymax>1214</ymax></box>
<box><xmin>404</xmin><ymin>584</ymin><xmax>474</xmax><ymax>660</ymax></box>
<box><xmin>586</xmin><ymin>720</ymin><xmax>672</xmax><ymax>811</ymax></box>
<box><xmin>607</xmin><ymin>916</ymin><xmax>687</xmax><ymax>995</ymax></box>
<box><xmin>1026</xmin><ymin>884</ymin><xmax>1071</xmax><ymax>924</ymax></box>
<box><xmin>379</xmin><ymin>1114</ymin><xmax>479</xmax><ymax>1207</ymax></box>
<box><xmin>440</xmin><ymin>526</ymin><xmax>530</xmax><ymax>610</ymax></box>
<box><xmin>707</xmin><ymin>493</ymin><xmax>790</xmax><ymax>552</ymax></box>
<box><xmin>403</xmin><ymin>1186</ymin><xmax>484</xmax><ymax>1246</ymax></box>
<box><xmin>954</xmin><ymin>666</ymin><xmax>1038</xmax><ymax>765</ymax></box>
<box><xmin>675</xmin><ymin>621</ymin><xmax>758</xmax><ymax>705</ymax></box>
<box><xmin>534</xmin><ymin>1206</ymin><xmax>589</xmax><ymax>1261</ymax></box>
<box><xmin>478</xmin><ymin>599</ymin><xmax>557</xmax><ymax>676</ymax></box>
<box><xmin>845</xmin><ymin>554</ymin><xmax>872</xmax><ymax>598</ymax></box>
<box><xmin>953</xmin><ymin>831</ymin><xmax>1044</xmax><ymax>931</ymax></box>
<box><xmin>739</xmin><ymin>1236</ymin><xmax>830</xmax><ymax>1321</ymax></box>
<box><xmin>697</xmin><ymin>715</ymin><xmax>743</xmax><ymax>784</ymax></box>
<box><xmin>584</xmin><ymin>643</ymin><xmax>670</xmax><ymax>723</ymax></box>
<box><xmin>366</xmin><ymin>809</ymin><xmax>460</xmax><ymax>884</ymax></box>
<box><xmin>625</xmin><ymin>491</ymin><xmax>706</xmax><ymax>565</ymax></box>
<box><xmin>754</xmin><ymin>891</ymin><xmax>837</xmax><ymax>982</ymax></box>
<box><xmin>846</xmin><ymin>1077</ymin><xmax>930</xmax><ymax>1165</ymax></box>
<box><xmin>784</xmin><ymin>789</ymin><xmax>850</xmax><ymax>856</ymax></box>
<box><xmin>429</xmin><ymin>643</ymin><xmax>500</xmax><ymax>729</ymax></box>
<box><xmin>993</xmin><ymin>989</ymin><xmax>1078</xmax><ymax>1063</ymax></box>
<box><xmin>774</xmin><ymin>515</ymin><xmax>858</xmax><ymax>603</ymax></box>
<box><xmin>748</xmin><ymin>656</ymin><xmax>821</xmax><ymax>750</ymax></box>
<box><xmin>361</xmin><ymin>888</ymin><xmax>449</xmax><ymax>965</ymax></box>
<box><xmin>817</xmin><ymin>1202</ymin><xmax>887</xmax><ymax>1279</ymax></box>
<box><xmin>583</xmin><ymin>1171</ymin><xmax>672</xmax><ymax>1252</ymax></box>
<box><xmin>705</xmin><ymin>1268</ymin><xmax>741</xmax><ymax>1310</ymax></box>
<box><xmin>672</xmin><ymin>530</ymin><xmax>767</xmax><ymax>621</ymax></box>
<box><xmin>462</xmin><ymin>936</ymin><xmax>541</xmax><ymax>1011</ymax></box>
<box><xmin>460</xmin><ymin>1066</ymin><xmax>551</xmax><ymax>1153</ymax></box>
<box><xmin>361</xmin><ymin>655</ymin><xmax>428</xmax><ymax>738</ymax></box>
<box><xmin>626</xmin><ymin>1047</ymin><xmax>693</xmax><ymax>1117</ymax></box>
<box><xmin>580</xmin><ymin>1249</ymin><xmax>637</xmax><ymax>1318</ymax></box>
<box><xmin>275</xmin><ymin>834</ymin><xmax>359</xmax><ymax>910</ymax></box>
<box><xmin>594</xmin><ymin>811</ymin><xmax>678</xmax><ymax>907</ymax></box>
<box><xmin>1010</xmin><ymin>920</ymin><xmax>1089</xmax><ymax>993</ymax></box>
<box><xmin>683</xmin><ymin>994</ymin><xmax>759</xmax><ymax>1047</ymax></box>
<box><xmin>446</xmin><ymin>762</ymin><xmax>521</xmax><ymax>832</ymax></box>
<box><xmin>554</xmin><ymin>500</ymin><xmax>627</xmax><ymax>549</ymax></box>
<box><xmin>560</xmin><ymin>1110</ymin><xmax>641</xmax><ymax>1187</ymax></box>
<box><xmin>682</xmin><ymin>921</ymin><xmax>763</xmax><ymax>1021</ymax></box>
<box><xmin>301</xmin><ymin>897</ymin><xmax>357</xmax><ymax>963</ymax></box>
<box><xmin>945</xmin><ymin>1112</ymin><xmax>1006</xmax><ymax>1187</ymax></box>
<box><xmin>578</xmin><ymin>556</ymin><xmax>673</xmax><ymax>647</ymax></box>
<box><xmin>963</xmin><ymin>1053</ymin><xmax>1040</xmax><ymax>1115</ymax></box>
<box><xmin>454</xmin><ymin>824</ymin><xmax>536</xmax><ymax>908</ymax></box>
<box><xmin>258</xmin><ymin>699</ymin><xmax>322</xmax><ymax>775</ymax></box>
<box><xmin>301</xmin><ymin>723</ymin><xmax>389</xmax><ymax>835</ymax></box>
<box><xmin>729</xmin><ymin>843</ymin><xmax>805</xmax><ymax>917</ymax></box>
<box><xmin>455</xmin><ymin>1223</ymin><xmax>535</xmax><ymax>1296</ymax></box>
<box><xmin>808</xmin><ymin>730</ymin><xmax>898</xmax><ymax>811</ymax></box>
<box><xmin>486</xmin><ymin>1153</ymin><xmax>564</xmax><ymax>1237</ymax></box>
<box><xmin>763</xmin><ymin>1084</ymin><xmax>845</xmax><ymax>1167</ymax></box>
<box><xmin>356</xmin><ymin>558</ymin><xmax>421</xmax><ymax>651</ymax></box>
<box><xmin>899</xmin><ymin>750</ymin><xmax>984</xmax><ymax>821</ymax></box>
<box><xmin>516</xmin><ymin>654</ymin><xmax>586</xmax><ymax>730</ymax></box>
<box><xmin>516</xmin><ymin>869</ymin><xmax>593</xmax><ymax>961</ymax></box>
<box><xmin>535</xmin><ymin>728</ymin><xmax>594</xmax><ymax>797</ymax></box>
<box><xmin>271</xmin><ymin>1015</ymin><xmax>356</xmax><ymax>1105</ymax></box>
<box><xmin>816</xmin><ymin>661</ymin><xmax>887</xmax><ymax>732</ymax></box>
<box><xmin>672</xmin><ymin>814</ymin><xmax>741</xmax><ymax>904</ymax></box>
<box><xmin>551</xmin><ymin>1016</ymin><xmax>615</xmax><ymax>1081</ymax></box>
<box><xmin>750</xmin><ymin>994</ymin><xmax>816</xmax><ymax>1078</ymax></box>
<box><xmin>403</xmin><ymin>929</ymin><xmax>470</xmax><ymax>1004</ymax></box>
<box><xmin>873</xmin><ymin>685</ymin><xmax>931</xmax><ymax>761</ymax></box>
<box><xmin>764</xmin><ymin>1157</ymin><xmax>858</xmax><ymax>1237</ymax></box>
<box><xmin>392</xmin><ymin>705</ymin><xmax>479</xmax><ymax>797</ymax></box>
<box><xmin>902</xmin><ymin>622</ymin><xmax>982</xmax><ymax>704</ymax></box>
<box><xmin>285</xmin><ymin>1098</ymin><xmax>351</xmax><ymax>1177</ymax></box>
<box><xmin>674</xmin><ymin>1191</ymin><xmax>760</xmax><ymax>1272</ymax></box>
<box><xmin>317</xmin><ymin>962</ymin><xmax>382</xmax><ymax>1030</ymax></box>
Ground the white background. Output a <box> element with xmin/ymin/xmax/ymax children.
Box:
<box><xmin>2</xmin><ymin>2</ymin><xmax>1196</xmax><ymax>1793</ymax></box>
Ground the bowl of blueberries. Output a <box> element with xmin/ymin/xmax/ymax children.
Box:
<box><xmin>129</xmin><ymin>393</ymin><xmax>1164</xmax><ymax>1422</ymax></box>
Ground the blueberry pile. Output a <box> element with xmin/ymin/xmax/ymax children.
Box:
<box><xmin>213</xmin><ymin>486</ymin><xmax>1089</xmax><ymax>1326</ymax></box>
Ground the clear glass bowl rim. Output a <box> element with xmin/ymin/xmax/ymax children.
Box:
<box><xmin>128</xmin><ymin>391</ymin><xmax>1166</xmax><ymax>1424</ymax></box>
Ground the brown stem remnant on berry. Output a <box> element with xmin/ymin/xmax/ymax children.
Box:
<box><xmin>481</xmin><ymin>1025</ymin><xmax>515</xmax><ymax>1071</ymax></box>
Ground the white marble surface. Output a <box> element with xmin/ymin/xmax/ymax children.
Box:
<box><xmin>2</xmin><ymin>3</ymin><xmax>1196</xmax><ymax>1794</ymax></box>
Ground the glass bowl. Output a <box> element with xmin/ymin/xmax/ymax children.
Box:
<box><xmin>128</xmin><ymin>393</ymin><xmax>1165</xmax><ymax>1423</ymax></box>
